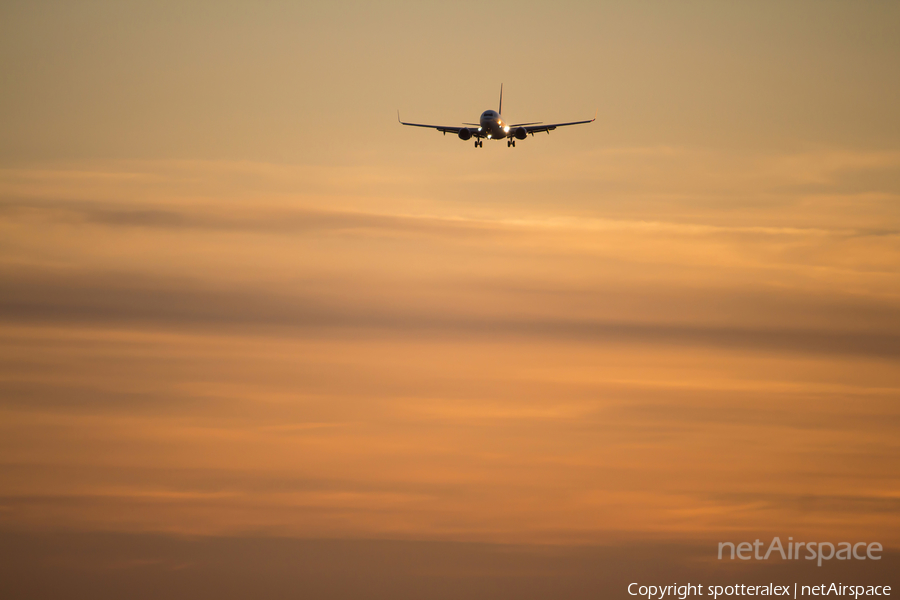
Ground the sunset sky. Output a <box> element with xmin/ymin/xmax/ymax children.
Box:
<box><xmin>1</xmin><ymin>1</ymin><xmax>898</xmax><ymax>597</ymax></box>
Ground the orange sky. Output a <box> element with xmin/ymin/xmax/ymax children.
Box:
<box><xmin>1</xmin><ymin>1</ymin><xmax>899</xmax><ymax>594</ymax></box>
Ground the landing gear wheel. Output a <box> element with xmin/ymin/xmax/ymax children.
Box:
<box><xmin>474</xmin><ymin>140</ymin><xmax>478</xmax><ymax>148</ymax></box>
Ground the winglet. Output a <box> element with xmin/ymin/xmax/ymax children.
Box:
<box><xmin>498</xmin><ymin>84</ymin><xmax>503</xmax><ymax>115</ymax></box>
<box><xmin>397</xmin><ymin>110</ymin><xmax>401</xmax><ymax>123</ymax></box>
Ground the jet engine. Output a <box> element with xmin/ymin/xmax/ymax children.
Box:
<box><xmin>458</xmin><ymin>129</ymin><xmax>472</xmax><ymax>141</ymax></box>
<box><xmin>514</xmin><ymin>127</ymin><xmax>528</xmax><ymax>140</ymax></box>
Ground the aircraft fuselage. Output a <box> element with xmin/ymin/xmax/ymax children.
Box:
<box><xmin>479</xmin><ymin>109</ymin><xmax>509</xmax><ymax>139</ymax></box>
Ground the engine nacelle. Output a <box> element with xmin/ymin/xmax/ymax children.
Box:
<box><xmin>458</xmin><ymin>129</ymin><xmax>472</xmax><ymax>141</ymax></box>
<box><xmin>514</xmin><ymin>127</ymin><xmax>528</xmax><ymax>140</ymax></box>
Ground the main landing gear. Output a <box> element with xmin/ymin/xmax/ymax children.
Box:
<box><xmin>474</xmin><ymin>139</ymin><xmax>483</xmax><ymax>148</ymax></box>
<box><xmin>507</xmin><ymin>140</ymin><xmax>516</xmax><ymax>147</ymax></box>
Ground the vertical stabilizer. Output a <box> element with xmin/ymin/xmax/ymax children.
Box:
<box><xmin>498</xmin><ymin>84</ymin><xmax>503</xmax><ymax>115</ymax></box>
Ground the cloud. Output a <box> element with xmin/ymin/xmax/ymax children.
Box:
<box><xmin>0</xmin><ymin>265</ymin><xmax>898</xmax><ymax>357</ymax></box>
<box><xmin>0</xmin><ymin>197</ymin><xmax>507</xmax><ymax>238</ymax></box>
<box><xmin>1</xmin><ymin>157</ymin><xmax>899</xmax><ymax>547</ymax></box>
<box><xmin>1</xmin><ymin>531</ymin><xmax>893</xmax><ymax>600</ymax></box>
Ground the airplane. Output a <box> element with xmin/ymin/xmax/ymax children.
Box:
<box><xmin>398</xmin><ymin>85</ymin><xmax>594</xmax><ymax>148</ymax></box>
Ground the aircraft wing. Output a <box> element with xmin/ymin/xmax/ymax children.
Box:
<box><xmin>518</xmin><ymin>116</ymin><xmax>595</xmax><ymax>135</ymax></box>
<box><xmin>398</xmin><ymin>112</ymin><xmax>481</xmax><ymax>137</ymax></box>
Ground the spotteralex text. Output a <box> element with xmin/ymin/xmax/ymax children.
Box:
<box><xmin>628</xmin><ymin>584</ymin><xmax>892</xmax><ymax>600</ymax></box>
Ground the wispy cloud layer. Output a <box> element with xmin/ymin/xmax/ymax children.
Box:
<box><xmin>1</xmin><ymin>153</ymin><xmax>898</xmax><ymax>544</ymax></box>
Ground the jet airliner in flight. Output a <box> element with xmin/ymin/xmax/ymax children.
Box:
<box><xmin>398</xmin><ymin>85</ymin><xmax>594</xmax><ymax>148</ymax></box>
